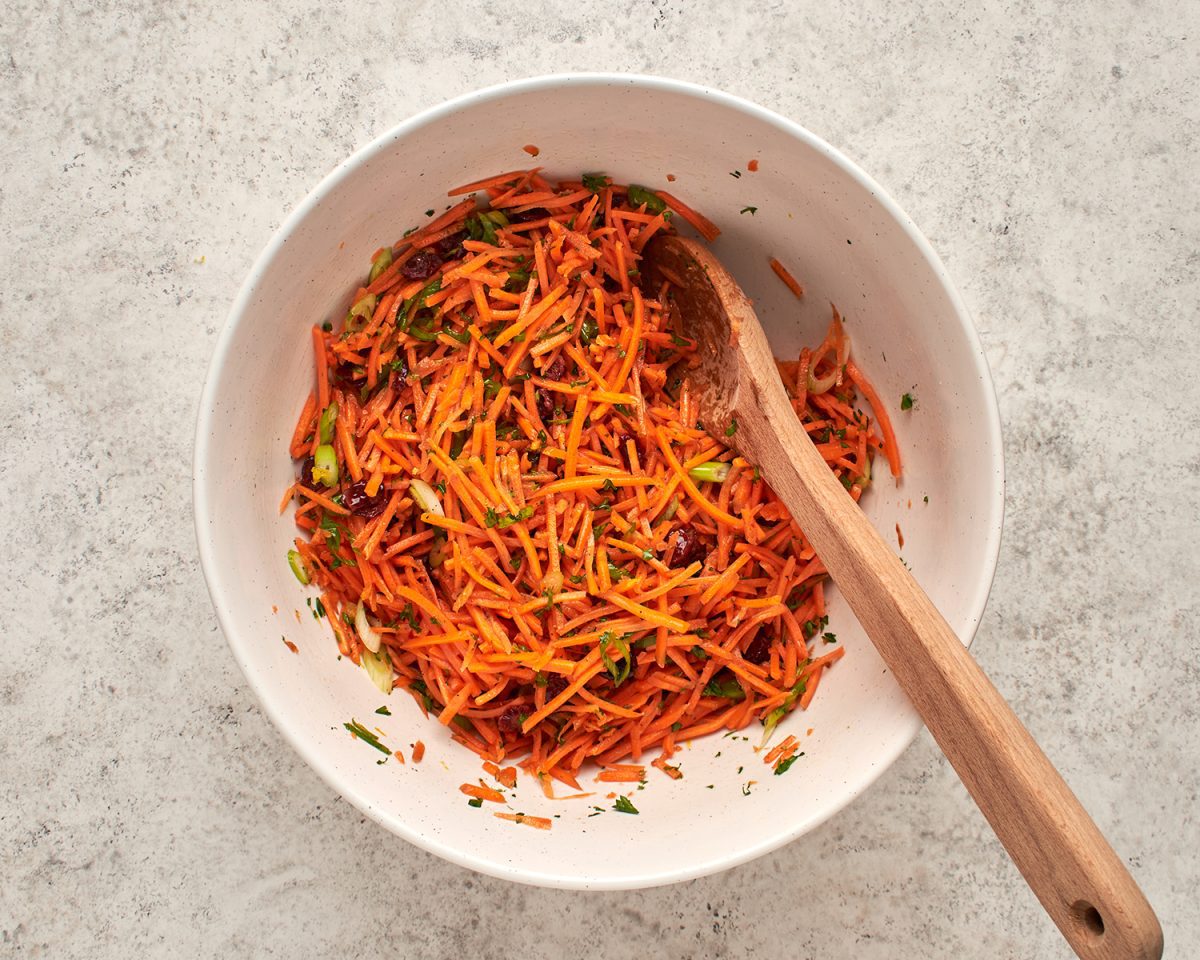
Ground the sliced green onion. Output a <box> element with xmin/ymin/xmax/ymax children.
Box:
<box><xmin>345</xmin><ymin>293</ymin><xmax>377</xmax><ymax>331</ymax></box>
<box><xmin>409</xmin><ymin>477</ymin><xmax>444</xmax><ymax>517</ymax></box>
<box><xmin>760</xmin><ymin>675</ymin><xmax>807</xmax><ymax>747</ymax></box>
<box><xmin>368</xmin><ymin>247</ymin><xmax>394</xmax><ymax>283</ymax></box>
<box><xmin>807</xmin><ymin>367</ymin><xmax>838</xmax><ymax>395</ymax></box>
<box><xmin>599</xmin><ymin>631</ymin><xmax>631</xmax><ymax>686</ymax></box>
<box><xmin>688</xmin><ymin>461</ymin><xmax>731</xmax><ymax>484</ymax></box>
<box><xmin>355</xmin><ymin>600</ymin><xmax>382</xmax><ymax>654</ymax></box>
<box><xmin>657</xmin><ymin>495</ymin><xmax>681</xmax><ymax>523</ymax></box>
<box><xmin>407</xmin><ymin>324</ymin><xmax>440</xmax><ymax>342</ymax></box>
<box><xmin>400</xmin><ymin>277</ymin><xmax>441</xmax><ymax>329</ymax></box>
<box><xmin>287</xmin><ymin>549</ymin><xmax>310</xmax><ymax>585</ymax></box>
<box><xmin>312</xmin><ymin>444</ymin><xmax>338</xmax><ymax>487</ymax></box>
<box><xmin>360</xmin><ymin>645</ymin><xmax>394</xmax><ymax>695</ymax></box>
<box><xmin>344</xmin><ymin>718</ymin><xmax>391</xmax><ymax>754</ymax></box>
<box><xmin>317</xmin><ymin>402</ymin><xmax>339</xmax><ymax>444</ymax></box>
<box><xmin>428</xmin><ymin>536</ymin><xmax>450</xmax><ymax>568</ymax></box>
<box><xmin>627</xmin><ymin>184</ymin><xmax>666</xmax><ymax>214</ymax></box>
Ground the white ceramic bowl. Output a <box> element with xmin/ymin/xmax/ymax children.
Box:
<box><xmin>195</xmin><ymin>74</ymin><xmax>1003</xmax><ymax>889</ymax></box>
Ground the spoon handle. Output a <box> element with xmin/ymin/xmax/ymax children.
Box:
<box><xmin>736</xmin><ymin>363</ymin><xmax>1162</xmax><ymax>960</ymax></box>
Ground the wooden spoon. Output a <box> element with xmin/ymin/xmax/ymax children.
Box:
<box><xmin>642</xmin><ymin>235</ymin><xmax>1162</xmax><ymax>960</ymax></box>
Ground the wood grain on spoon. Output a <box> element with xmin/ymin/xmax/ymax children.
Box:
<box><xmin>642</xmin><ymin>235</ymin><xmax>1162</xmax><ymax>960</ymax></box>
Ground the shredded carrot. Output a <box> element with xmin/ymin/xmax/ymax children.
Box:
<box><xmin>769</xmin><ymin>257</ymin><xmax>805</xmax><ymax>300</ymax></box>
<box><xmin>596</xmin><ymin>765</ymin><xmax>646</xmax><ymax>783</ymax></box>
<box><xmin>460</xmin><ymin>782</ymin><xmax>506</xmax><ymax>803</ymax></box>
<box><xmin>285</xmin><ymin>169</ymin><xmax>900</xmax><ymax>790</ymax></box>
<box><xmin>656</xmin><ymin>190</ymin><xmax>720</xmax><ymax>242</ymax></box>
<box><xmin>494</xmin><ymin>812</ymin><xmax>552</xmax><ymax>829</ymax></box>
<box><xmin>845</xmin><ymin>360</ymin><xmax>902</xmax><ymax>478</ymax></box>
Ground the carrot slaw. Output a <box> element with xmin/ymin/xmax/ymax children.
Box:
<box><xmin>283</xmin><ymin>169</ymin><xmax>899</xmax><ymax>792</ymax></box>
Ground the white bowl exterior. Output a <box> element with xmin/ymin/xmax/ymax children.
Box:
<box><xmin>195</xmin><ymin>75</ymin><xmax>1003</xmax><ymax>889</ymax></box>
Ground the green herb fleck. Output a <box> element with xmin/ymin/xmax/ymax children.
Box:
<box><xmin>613</xmin><ymin>795</ymin><xmax>639</xmax><ymax>814</ymax></box>
<box><xmin>725</xmin><ymin>419</ymin><xmax>738</xmax><ymax>437</ymax></box>
<box><xmin>702</xmin><ymin>674</ymin><xmax>745</xmax><ymax>701</ymax></box>
<box><xmin>774</xmin><ymin>753</ymin><xmax>804</xmax><ymax>775</ymax></box>
<box><xmin>900</xmin><ymin>392</ymin><xmax>915</xmax><ymax>411</ymax></box>
<box><xmin>739</xmin><ymin>206</ymin><xmax>757</xmax><ymax>215</ymax></box>
<box><xmin>626</xmin><ymin>184</ymin><xmax>666</xmax><ymax>214</ymax></box>
<box><xmin>375</xmin><ymin>706</ymin><xmax>392</xmax><ymax>716</ymax></box>
<box><xmin>468</xmin><ymin>797</ymin><xmax>483</xmax><ymax>808</ymax></box>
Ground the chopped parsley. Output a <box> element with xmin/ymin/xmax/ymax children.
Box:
<box><xmin>739</xmin><ymin>206</ymin><xmax>757</xmax><ymax>215</ymax></box>
<box><xmin>613</xmin><ymin>795</ymin><xmax>639</xmax><ymax>814</ymax></box>
<box><xmin>374</xmin><ymin>706</ymin><xmax>392</xmax><ymax>715</ymax></box>
<box><xmin>582</xmin><ymin>172</ymin><xmax>610</xmax><ymax>193</ymax></box>
<box><xmin>725</xmin><ymin>419</ymin><xmax>738</xmax><ymax>437</ymax></box>
<box><xmin>467</xmin><ymin>797</ymin><xmax>483</xmax><ymax>808</ymax></box>
<box><xmin>774</xmin><ymin>753</ymin><xmax>804</xmax><ymax>775</ymax></box>
<box><xmin>900</xmin><ymin>392</ymin><xmax>915</xmax><ymax>411</ymax></box>
<box><xmin>626</xmin><ymin>184</ymin><xmax>666</xmax><ymax>214</ymax></box>
<box><xmin>702</xmin><ymin>674</ymin><xmax>745</xmax><ymax>701</ymax></box>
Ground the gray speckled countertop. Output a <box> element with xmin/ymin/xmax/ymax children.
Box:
<box><xmin>3</xmin><ymin>2</ymin><xmax>1198</xmax><ymax>957</ymax></box>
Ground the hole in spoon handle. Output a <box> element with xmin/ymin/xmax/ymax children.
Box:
<box><xmin>1070</xmin><ymin>900</ymin><xmax>1106</xmax><ymax>941</ymax></box>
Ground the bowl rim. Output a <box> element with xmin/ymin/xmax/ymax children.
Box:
<box><xmin>194</xmin><ymin>71</ymin><xmax>1005</xmax><ymax>890</ymax></box>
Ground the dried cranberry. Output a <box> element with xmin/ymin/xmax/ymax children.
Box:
<box><xmin>617</xmin><ymin>432</ymin><xmax>645</xmax><ymax>464</ymax></box>
<box><xmin>402</xmin><ymin>250</ymin><xmax>442</xmax><ymax>280</ymax></box>
<box><xmin>389</xmin><ymin>356</ymin><xmax>408</xmax><ymax>386</ymax></box>
<box><xmin>536</xmin><ymin>389</ymin><xmax>554</xmax><ymax>421</ymax></box>
<box><xmin>507</xmin><ymin>207</ymin><xmax>546</xmax><ymax>223</ymax></box>
<box><xmin>498</xmin><ymin>706</ymin><xmax>525</xmax><ymax>737</ymax></box>
<box><xmin>298</xmin><ymin>456</ymin><xmax>316</xmax><ymax>487</ymax></box>
<box><xmin>543</xmin><ymin>354</ymin><xmax>568</xmax><ymax>383</ymax></box>
<box><xmin>667</xmin><ymin>525</ymin><xmax>706</xmax><ymax>568</ymax></box>
<box><xmin>432</xmin><ymin>230</ymin><xmax>466</xmax><ymax>258</ymax></box>
<box><xmin>545</xmin><ymin>674</ymin><xmax>569</xmax><ymax>701</ymax></box>
<box><xmin>343</xmin><ymin>480</ymin><xmax>387</xmax><ymax>519</ymax></box>
<box><xmin>331</xmin><ymin>361</ymin><xmax>359</xmax><ymax>391</ymax></box>
<box><xmin>743</xmin><ymin>634</ymin><xmax>771</xmax><ymax>665</ymax></box>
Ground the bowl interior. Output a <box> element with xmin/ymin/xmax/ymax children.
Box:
<box><xmin>195</xmin><ymin>75</ymin><xmax>1002</xmax><ymax>889</ymax></box>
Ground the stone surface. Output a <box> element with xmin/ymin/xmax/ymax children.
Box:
<box><xmin>2</xmin><ymin>1</ymin><xmax>1197</xmax><ymax>957</ymax></box>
